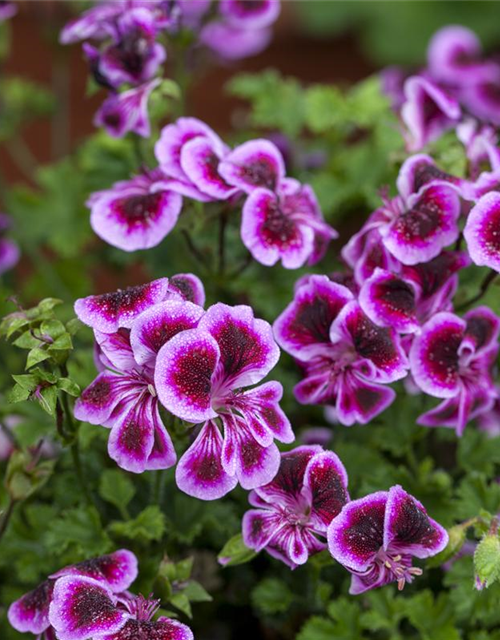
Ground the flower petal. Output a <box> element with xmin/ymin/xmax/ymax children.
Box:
<box><xmin>167</xmin><ymin>273</ymin><xmax>206</xmax><ymax>307</ymax></box>
<box><xmin>304</xmin><ymin>451</ymin><xmax>350</xmax><ymax>530</ymax></box>
<box><xmin>104</xmin><ymin>618</ymin><xmax>194</xmax><ymax>640</ymax></box>
<box><xmin>75</xmin><ymin>278</ymin><xmax>170</xmax><ymax>333</ymax></box>
<box><xmin>464</xmin><ymin>191</ymin><xmax>500</xmax><ymax>272</ymax></box>
<box><xmin>219</xmin><ymin>139</ymin><xmax>285</xmax><ymax>193</ymax></box>
<box><xmin>73</xmin><ymin>372</ymin><xmax>133</xmax><ymax>426</ymax></box>
<box><xmin>180</xmin><ymin>137</ymin><xmax>237</xmax><ymax>200</ymax></box>
<box><xmin>176</xmin><ymin>420</ymin><xmax>238</xmax><ymax>500</ymax></box>
<box><xmin>242</xmin><ymin>509</ymin><xmax>285</xmax><ymax>552</ymax></box>
<box><xmin>155</xmin><ymin>329</ymin><xmax>219</xmax><ymax>423</ymax></box>
<box><xmin>50</xmin><ymin>551</ymin><xmax>138</xmax><ymax>593</ymax></box>
<box><xmin>237</xmin><ymin>381</ymin><xmax>295</xmax><ymax>444</ymax></box>
<box><xmin>384</xmin><ymin>485</ymin><xmax>448</xmax><ymax>558</ymax></box>
<box><xmin>335</xmin><ymin>373</ymin><xmax>397</xmax><ymax>426</ymax></box>
<box><xmin>48</xmin><ymin>576</ymin><xmax>129</xmax><ymax>640</ymax></box>
<box><xmin>219</xmin><ymin>0</ymin><xmax>280</xmax><ymax>29</ymax></box>
<box><xmin>274</xmin><ymin>275</ymin><xmax>353</xmax><ymax>360</ymax></box>
<box><xmin>130</xmin><ymin>300</ymin><xmax>205</xmax><ymax>367</ymax></box>
<box><xmin>8</xmin><ymin>580</ymin><xmax>54</xmax><ymax>635</ymax></box>
<box><xmin>327</xmin><ymin>492</ymin><xmax>388</xmax><ymax>572</ymax></box>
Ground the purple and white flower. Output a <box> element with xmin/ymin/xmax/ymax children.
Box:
<box><xmin>219</xmin><ymin>0</ymin><xmax>280</xmax><ymax>30</ymax></box>
<box><xmin>88</xmin><ymin>172</ymin><xmax>182</xmax><ymax>252</ymax></box>
<box><xmin>0</xmin><ymin>213</ymin><xmax>20</xmax><ymax>275</ymax></box>
<box><xmin>219</xmin><ymin>139</ymin><xmax>285</xmax><ymax>194</ymax></box>
<box><xmin>328</xmin><ymin>485</ymin><xmax>448</xmax><ymax>594</ymax></box>
<box><xmin>243</xmin><ymin>446</ymin><xmax>349</xmax><ymax>568</ymax></box>
<box><xmin>464</xmin><ymin>192</ymin><xmax>500</xmax><ymax>272</ymax></box>
<box><xmin>410</xmin><ymin>307</ymin><xmax>500</xmax><ymax>434</ymax></box>
<box><xmin>274</xmin><ymin>276</ymin><xmax>409</xmax><ymax>426</ymax></box>
<box><xmin>0</xmin><ymin>0</ymin><xmax>16</xmax><ymax>23</ymax></box>
<box><xmin>155</xmin><ymin>303</ymin><xmax>293</xmax><ymax>499</ymax></box>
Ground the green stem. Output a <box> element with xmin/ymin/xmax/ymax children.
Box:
<box><xmin>182</xmin><ymin>230</ymin><xmax>208</xmax><ymax>270</ymax></box>
<box><xmin>71</xmin><ymin>439</ymin><xmax>93</xmax><ymax>507</ymax></box>
<box><xmin>0</xmin><ymin>497</ymin><xmax>16</xmax><ymax>542</ymax></box>
<box><xmin>218</xmin><ymin>211</ymin><xmax>228</xmax><ymax>276</ymax></box>
<box><xmin>457</xmin><ymin>269</ymin><xmax>498</xmax><ymax>311</ymax></box>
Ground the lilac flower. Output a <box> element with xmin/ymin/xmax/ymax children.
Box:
<box><xmin>200</xmin><ymin>20</ymin><xmax>272</xmax><ymax>61</ymax></box>
<box><xmin>88</xmin><ymin>172</ymin><xmax>182</xmax><ymax>252</ymax></box>
<box><xmin>49</xmin><ymin>578</ymin><xmax>192</xmax><ymax>640</ymax></box>
<box><xmin>219</xmin><ymin>0</ymin><xmax>280</xmax><ymax>30</ymax></box>
<box><xmin>219</xmin><ymin>139</ymin><xmax>285</xmax><ymax>194</ymax></box>
<box><xmin>464</xmin><ymin>192</ymin><xmax>500</xmax><ymax>272</ymax></box>
<box><xmin>94</xmin><ymin>79</ymin><xmax>160</xmax><ymax>139</ymax></box>
<box><xmin>155</xmin><ymin>117</ymin><xmax>230</xmax><ymax>201</ymax></box>
<box><xmin>410</xmin><ymin>307</ymin><xmax>500</xmax><ymax>434</ymax></box>
<box><xmin>274</xmin><ymin>276</ymin><xmax>409</xmax><ymax>426</ymax></box>
<box><xmin>327</xmin><ymin>485</ymin><xmax>448</xmax><ymax>594</ymax></box>
<box><xmin>8</xmin><ymin>551</ymin><xmax>137</xmax><ymax>640</ymax></box>
<box><xmin>241</xmin><ymin>178</ymin><xmax>338</xmax><ymax>269</ymax></box>
<box><xmin>243</xmin><ymin>446</ymin><xmax>349</xmax><ymax>568</ymax></box>
<box><xmin>457</xmin><ymin>120</ymin><xmax>500</xmax><ymax>198</ymax></box>
<box><xmin>401</xmin><ymin>76</ymin><xmax>461</xmax><ymax>151</ymax></box>
<box><xmin>427</xmin><ymin>26</ymin><xmax>496</xmax><ymax>87</ymax></box>
<box><xmin>154</xmin><ymin>303</ymin><xmax>293</xmax><ymax>499</ymax></box>
<box><xmin>359</xmin><ymin>251</ymin><xmax>470</xmax><ymax>334</ymax></box>
<box><xmin>0</xmin><ymin>213</ymin><xmax>20</xmax><ymax>275</ymax></box>
<box><xmin>96</xmin><ymin>8</ymin><xmax>166</xmax><ymax>89</ymax></box>
<box><xmin>461</xmin><ymin>73</ymin><xmax>500</xmax><ymax>127</ymax></box>
<box><xmin>0</xmin><ymin>1</ymin><xmax>16</xmax><ymax>22</ymax></box>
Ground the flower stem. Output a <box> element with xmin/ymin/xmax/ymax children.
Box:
<box><xmin>457</xmin><ymin>269</ymin><xmax>498</xmax><ymax>311</ymax></box>
<box><xmin>71</xmin><ymin>439</ymin><xmax>93</xmax><ymax>508</ymax></box>
<box><xmin>0</xmin><ymin>497</ymin><xmax>16</xmax><ymax>542</ymax></box>
<box><xmin>218</xmin><ymin>211</ymin><xmax>228</xmax><ymax>276</ymax></box>
<box><xmin>182</xmin><ymin>229</ymin><xmax>208</xmax><ymax>270</ymax></box>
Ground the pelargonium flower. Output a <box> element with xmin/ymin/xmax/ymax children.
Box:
<box><xmin>49</xmin><ymin>577</ymin><xmax>192</xmax><ymax>640</ymax></box>
<box><xmin>461</xmin><ymin>72</ymin><xmax>500</xmax><ymax>127</ymax></box>
<box><xmin>155</xmin><ymin>117</ymin><xmax>231</xmax><ymax>201</ymax></box>
<box><xmin>427</xmin><ymin>25</ymin><xmax>496</xmax><ymax>86</ymax></box>
<box><xmin>88</xmin><ymin>171</ymin><xmax>182</xmax><ymax>252</ymax></box>
<box><xmin>358</xmin><ymin>251</ymin><xmax>470</xmax><ymax>334</ymax></box>
<box><xmin>274</xmin><ymin>276</ymin><xmax>409</xmax><ymax>426</ymax></box>
<box><xmin>199</xmin><ymin>19</ymin><xmax>272</xmax><ymax>61</ymax></box>
<box><xmin>96</xmin><ymin>8</ymin><xmax>166</xmax><ymax>89</ymax></box>
<box><xmin>8</xmin><ymin>550</ymin><xmax>137</xmax><ymax>640</ymax></box>
<box><xmin>241</xmin><ymin>178</ymin><xmax>338</xmax><ymax>269</ymax></box>
<box><xmin>154</xmin><ymin>303</ymin><xmax>293</xmax><ymax>499</ymax></box>
<box><xmin>0</xmin><ymin>0</ymin><xmax>16</xmax><ymax>22</ymax></box>
<box><xmin>410</xmin><ymin>307</ymin><xmax>500</xmax><ymax>434</ymax></box>
<box><xmin>327</xmin><ymin>485</ymin><xmax>448</xmax><ymax>594</ymax></box>
<box><xmin>219</xmin><ymin>0</ymin><xmax>280</xmax><ymax>30</ymax></box>
<box><xmin>243</xmin><ymin>446</ymin><xmax>349</xmax><ymax>568</ymax></box>
<box><xmin>401</xmin><ymin>76</ymin><xmax>461</xmax><ymax>151</ymax></box>
<box><xmin>457</xmin><ymin>118</ymin><xmax>500</xmax><ymax>178</ymax></box>
<box><xmin>396</xmin><ymin>153</ymin><xmax>467</xmax><ymax>202</ymax></box>
<box><xmin>94</xmin><ymin>78</ymin><xmax>159</xmax><ymax>139</ymax></box>
<box><xmin>464</xmin><ymin>192</ymin><xmax>500</xmax><ymax>271</ymax></box>
<box><xmin>343</xmin><ymin>181</ymin><xmax>461</xmax><ymax>269</ymax></box>
<box><xmin>0</xmin><ymin>213</ymin><xmax>20</xmax><ymax>275</ymax></box>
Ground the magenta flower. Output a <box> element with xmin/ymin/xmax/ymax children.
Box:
<box><xmin>243</xmin><ymin>446</ymin><xmax>349</xmax><ymax>568</ymax></box>
<box><xmin>219</xmin><ymin>139</ymin><xmax>285</xmax><ymax>194</ymax></box>
<box><xmin>396</xmin><ymin>153</ymin><xmax>467</xmax><ymax>202</ymax></box>
<box><xmin>94</xmin><ymin>79</ymin><xmax>159</xmax><ymax>139</ymax></box>
<box><xmin>0</xmin><ymin>213</ymin><xmax>20</xmax><ymax>275</ymax></box>
<box><xmin>461</xmin><ymin>73</ymin><xmax>500</xmax><ymax>127</ymax></box>
<box><xmin>327</xmin><ymin>485</ymin><xmax>448</xmax><ymax>594</ymax></box>
<box><xmin>464</xmin><ymin>192</ymin><xmax>500</xmax><ymax>271</ymax></box>
<box><xmin>88</xmin><ymin>172</ymin><xmax>182</xmax><ymax>252</ymax></box>
<box><xmin>0</xmin><ymin>0</ymin><xmax>16</xmax><ymax>22</ymax></box>
<box><xmin>49</xmin><ymin>577</ymin><xmax>192</xmax><ymax>640</ymax></box>
<box><xmin>60</xmin><ymin>3</ymin><xmax>125</xmax><ymax>44</ymax></box>
<box><xmin>359</xmin><ymin>251</ymin><xmax>470</xmax><ymax>334</ymax></box>
<box><xmin>8</xmin><ymin>551</ymin><xmax>137</xmax><ymax>640</ymax></box>
<box><xmin>410</xmin><ymin>307</ymin><xmax>500</xmax><ymax>434</ymax></box>
<box><xmin>200</xmin><ymin>21</ymin><xmax>272</xmax><ymax>61</ymax></box>
<box><xmin>343</xmin><ymin>182</ymin><xmax>461</xmax><ymax>270</ymax></box>
<box><xmin>241</xmin><ymin>178</ymin><xmax>337</xmax><ymax>269</ymax></box>
<box><xmin>154</xmin><ymin>303</ymin><xmax>293</xmax><ymax>499</ymax></box>
<box><xmin>96</xmin><ymin>8</ymin><xmax>166</xmax><ymax>89</ymax></box>
<box><xmin>274</xmin><ymin>276</ymin><xmax>409</xmax><ymax>426</ymax></box>
<box><xmin>155</xmin><ymin>117</ymin><xmax>230</xmax><ymax>201</ymax></box>
<box><xmin>219</xmin><ymin>0</ymin><xmax>280</xmax><ymax>30</ymax></box>
<box><xmin>427</xmin><ymin>26</ymin><xmax>496</xmax><ymax>87</ymax></box>
<box><xmin>401</xmin><ymin>76</ymin><xmax>461</xmax><ymax>151</ymax></box>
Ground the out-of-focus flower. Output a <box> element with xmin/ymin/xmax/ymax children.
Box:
<box><xmin>274</xmin><ymin>276</ymin><xmax>409</xmax><ymax>426</ymax></box>
<box><xmin>464</xmin><ymin>192</ymin><xmax>500</xmax><ymax>272</ymax></box>
<box><xmin>410</xmin><ymin>307</ymin><xmax>500</xmax><ymax>434</ymax></box>
<box><xmin>327</xmin><ymin>485</ymin><xmax>448</xmax><ymax>594</ymax></box>
<box><xmin>0</xmin><ymin>213</ymin><xmax>20</xmax><ymax>275</ymax></box>
<box><xmin>243</xmin><ymin>446</ymin><xmax>349</xmax><ymax>568</ymax></box>
<box><xmin>155</xmin><ymin>303</ymin><xmax>293</xmax><ymax>499</ymax></box>
<box><xmin>88</xmin><ymin>171</ymin><xmax>182</xmax><ymax>252</ymax></box>
<box><xmin>94</xmin><ymin>79</ymin><xmax>160</xmax><ymax>139</ymax></box>
<box><xmin>0</xmin><ymin>1</ymin><xmax>16</xmax><ymax>23</ymax></box>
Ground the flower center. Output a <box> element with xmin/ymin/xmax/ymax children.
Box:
<box><xmin>125</xmin><ymin>594</ymin><xmax>161</xmax><ymax>622</ymax></box>
<box><xmin>376</xmin><ymin>549</ymin><xmax>423</xmax><ymax>591</ymax></box>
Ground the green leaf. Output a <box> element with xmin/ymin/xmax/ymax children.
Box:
<box><xmin>108</xmin><ymin>506</ymin><xmax>166</xmax><ymax>543</ymax></box>
<box><xmin>169</xmin><ymin>592</ymin><xmax>192</xmax><ymax>618</ymax></box>
<box><xmin>297</xmin><ymin>616</ymin><xmax>338</xmax><ymax>640</ymax></box>
<box><xmin>251</xmin><ymin>578</ymin><xmax>294</xmax><ymax>615</ymax></box>
<box><xmin>6</xmin><ymin>383</ymin><xmax>31</xmax><ymax>404</ymax></box>
<box><xmin>45</xmin><ymin>507</ymin><xmax>112</xmax><ymax>558</ymax></box>
<box><xmin>183</xmin><ymin>581</ymin><xmax>212</xmax><ymax>604</ymax></box>
<box><xmin>57</xmin><ymin>378</ymin><xmax>81</xmax><ymax>397</ymax></box>
<box><xmin>26</xmin><ymin>347</ymin><xmax>50</xmax><ymax>369</ymax></box>
<box><xmin>218</xmin><ymin>533</ymin><xmax>257</xmax><ymax>567</ymax></box>
<box><xmin>99</xmin><ymin>469</ymin><xmax>135</xmax><ymax>515</ymax></box>
<box><xmin>474</xmin><ymin>534</ymin><xmax>500</xmax><ymax>589</ymax></box>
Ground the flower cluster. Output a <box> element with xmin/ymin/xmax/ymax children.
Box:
<box><xmin>0</xmin><ymin>212</ymin><xmax>20</xmax><ymax>276</ymax></box>
<box><xmin>60</xmin><ymin>0</ymin><xmax>280</xmax><ymax>138</ymax></box>
<box><xmin>74</xmin><ymin>274</ymin><xmax>292</xmax><ymax>498</ymax></box>
<box><xmin>241</xmin><ymin>445</ymin><xmax>448</xmax><ymax>593</ymax></box>
<box><xmin>7</xmin><ymin>549</ymin><xmax>192</xmax><ymax>640</ymax></box>
<box><xmin>89</xmin><ymin>117</ymin><xmax>337</xmax><ymax>268</ymax></box>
